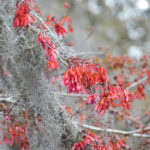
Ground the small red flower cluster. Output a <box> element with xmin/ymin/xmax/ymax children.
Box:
<box><xmin>55</xmin><ymin>23</ymin><xmax>67</xmax><ymax>37</ymax></box>
<box><xmin>13</xmin><ymin>2</ymin><xmax>34</xmax><ymax>28</ymax></box>
<box><xmin>134</xmin><ymin>84</ymin><xmax>146</xmax><ymax>100</ymax></box>
<box><xmin>95</xmin><ymin>85</ymin><xmax>134</xmax><ymax>115</ymax></box>
<box><xmin>95</xmin><ymin>93</ymin><xmax>111</xmax><ymax>116</ymax></box>
<box><xmin>119</xmin><ymin>89</ymin><xmax>134</xmax><ymax>110</ymax></box>
<box><xmin>37</xmin><ymin>32</ymin><xmax>58</xmax><ymax>70</ymax></box>
<box><xmin>72</xmin><ymin>130</ymin><xmax>125</xmax><ymax>150</ymax></box>
<box><xmin>45</xmin><ymin>16</ymin><xmax>54</xmax><ymax>28</ymax></box>
<box><xmin>0</xmin><ymin>104</ymin><xmax>29</xmax><ymax>150</ymax></box>
<box><xmin>106</xmin><ymin>53</ymin><xmax>133</xmax><ymax>70</ymax></box>
<box><xmin>45</xmin><ymin>15</ymin><xmax>74</xmax><ymax>38</ymax></box>
<box><xmin>87</xmin><ymin>93</ymin><xmax>97</xmax><ymax>104</ymax></box>
<box><xmin>63</xmin><ymin>63</ymin><xmax>108</xmax><ymax>94</ymax></box>
<box><xmin>60</xmin><ymin>16</ymin><xmax>74</xmax><ymax>33</ymax></box>
<box><xmin>72</xmin><ymin>131</ymin><xmax>99</xmax><ymax>150</ymax></box>
<box><xmin>4</xmin><ymin>124</ymin><xmax>29</xmax><ymax>150</ymax></box>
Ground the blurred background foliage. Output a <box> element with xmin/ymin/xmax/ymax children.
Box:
<box><xmin>38</xmin><ymin>0</ymin><xmax>150</xmax><ymax>58</ymax></box>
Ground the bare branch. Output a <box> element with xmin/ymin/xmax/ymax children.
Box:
<box><xmin>126</xmin><ymin>76</ymin><xmax>148</xmax><ymax>90</ymax></box>
<box><xmin>74</xmin><ymin>122</ymin><xmax>150</xmax><ymax>138</ymax></box>
<box><xmin>0</xmin><ymin>94</ymin><xmax>16</xmax><ymax>103</ymax></box>
<box><xmin>76</xmin><ymin>52</ymin><xmax>106</xmax><ymax>58</ymax></box>
<box><xmin>76</xmin><ymin>52</ymin><xmax>105</xmax><ymax>56</ymax></box>
<box><xmin>51</xmin><ymin>91</ymin><xmax>88</xmax><ymax>98</ymax></box>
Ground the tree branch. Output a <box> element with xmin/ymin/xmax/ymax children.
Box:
<box><xmin>0</xmin><ymin>94</ymin><xmax>16</xmax><ymax>103</ymax></box>
<box><xmin>126</xmin><ymin>76</ymin><xmax>148</xmax><ymax>90</ymax></box>
<box><xmin>74</xmin><ymin>122</ymin><xmax>150</xmax><ymax>138</ymax></box>
<box><xmin>51</xmin><ymin>91</ymin><xmax>88</xmax><ymax>98</ymax></box>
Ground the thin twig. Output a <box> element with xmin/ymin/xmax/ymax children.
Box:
<box><xmin>126</xmin><ymin>76</ymin><xmax>148</xmax><ymax>90</ymax></box>
<box><xmin>51</xmin><ymin>91</ymin><xmax>88</xmax><ymax>98</ymax></box>
<box><xmin>76</xmin><ymin>52</ymin><xmax>106</xmax><ymax>56</ymax></box>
